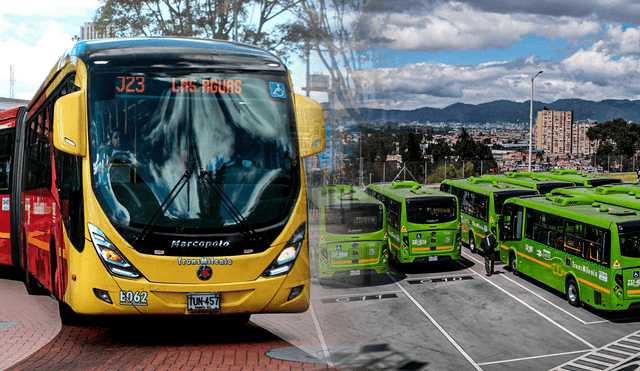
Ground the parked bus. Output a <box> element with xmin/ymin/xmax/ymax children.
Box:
<box><xmin>7</xmin><ymin>38</ymin><xmax>326</xmax><ymax>323</ymax></box>
<box><xmin>440</xmin><ymin>177</ymin><xmax>537</xmax><ymax>254</ymax></box>
<box><xmin>498</xmin><ymin>192</ymin><xmax>640</xmax><ymax>311</ymax></box>
<box><xmin>0</xmin><ymin>107</ymin><xmax>23</xmax><ymax>267</ymax></box>
<box><xmin>366</xmin><ymin>181</ymin><xmax>461</xmax><ymax>264</ymax></box>
<box><xmin>309</xmin><ymin>185</ymin><xmax>388</xmax><ymax>278</ymax></box>
<box><xmin>507</xmin><ymin>170</ymin><xmax>622</xmax><ymax>187</ymax></box>
<box><xmin>480</xmin><ymin>174</ymin><xmax>573</xmax><ymax>195</ymax></box>
<box><xmin>550</xmin><ymin>185</ymin><xmax>640</xmax><ymax>210</ymax></box>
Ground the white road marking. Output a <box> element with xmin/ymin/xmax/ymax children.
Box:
<box><xmin>309</xmin><ymin>302</ymin><xmax>334</xmax><ymax>367</ymax></box>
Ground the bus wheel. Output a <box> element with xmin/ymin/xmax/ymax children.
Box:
<box><xmin>509</xmin><ymin>252</ymin><xmax>519</xmax><ymax>276</ymax></box>
<box><xmin>469</xmin><ymin>233</ymin><xmax>478</xmax><ymax>253</ymax></box>
<box><xmin>59</xmin><ymin>301</ymin><xmax>85</xmax><ymax>326</ymax></box>
<box><xmin>566</xmin><ymin>278</ymin><xmax>581</xmax><ymax>307</ymax></box>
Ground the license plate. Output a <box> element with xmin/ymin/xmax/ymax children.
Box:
<box><xmin>187</xmin><ymin>292</ymin><xmax>220</xmax><ymax>311</ymax></box>
<box><xmin>350</xmin><ymin>270</ymin><xmax>361</xmax><ymax>276</ymax></box>
<box><xmin>429</xmin><ymin>256</ymin><xmax>438</xmax><ymax>262</ymax></box>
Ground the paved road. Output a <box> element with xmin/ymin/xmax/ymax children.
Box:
<box><xmin>3</xmin><ymin>236</ymin><xmax>640</xmax><ymax>370</ymax></box>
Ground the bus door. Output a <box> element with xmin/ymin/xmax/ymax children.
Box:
<box><xmin>498</xmin><ymin>203</ymin><xmax>523</xmax><ymax>260</ymax></box>
<box><xmin>617</xmin><ymin>223</ymin><xmax>640</xmax><ymax>300</ymax></box>
<box><xmin>0</xmin><ymin>130</ymin><xmax>12</xmax><ymax>265</ymax></box>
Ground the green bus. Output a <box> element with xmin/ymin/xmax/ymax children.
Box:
<box><xmin>310</xmin><ymin>185</ymin><xmax>389</xmax><ymax>278</ymax></box>
<box><xmin>550</xmin><ymin>184</ymin><xmax>640</xmax><ymax>209</ymax></box>
<box><xmin>480</xmin><ymin>174</ymin><xmax>574</xmax><ymax>195</ymax></box>
<box><xmin>498</xmin><ymin>192</ymin><xmax>640</xmax><ymax>311</ymax></box>
<box><xmin>507</xmin><ymin>169</ymin><xmax>622</xmax><ymax>187</ymax></box>
<box><xmin>440</xmin><ymin>177</ymin><xmax>537</xmax><ymax>254</ymax></box>
<box><xmin>365</xmin><ymin>181</ymin><xmax>461</xmax><ymax>264</ymax></box>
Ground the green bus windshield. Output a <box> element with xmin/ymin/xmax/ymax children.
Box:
<box><xmin>406</xmin><ymin>197</ymin><xmax>457</xmax><ymax>224</ymax></box>
<box><xmin>324</xmin><ymin>203</ymin><xmax>384</xmax><ymax>235</ymax></box>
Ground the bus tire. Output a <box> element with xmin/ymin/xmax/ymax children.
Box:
<box><xmin>566</xmin><ymin>277</ymin><xmax>581</xmax><ymax>307</ymax></box>
<box><xmin>59</xmin><ymin>301</ymin><xmax>85</xmax><ymax>326</ymax></box>
<box><xmin>469</xmin><ymin>232</ymin><xmax>478</xmax><ymax>253</ymax></box>
<box><xmin>509</xmin><ymin>252</ymin><xmax>519</xmax><ymax>276</ymax></box>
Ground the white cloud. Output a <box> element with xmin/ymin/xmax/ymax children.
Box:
<box><xmin>601</xmin><ymin>25</ymin><xmax>640</xmax><ymax>55</ymax></box>
<box><xmin>359</xmin><ymin>2</ymin><xmax>601</xmax><ymax>52</ymax></box>
<box><xmin>1</xmin><ymin>0</ymin><xmax>99</xmax><ymax>17</ymax></box>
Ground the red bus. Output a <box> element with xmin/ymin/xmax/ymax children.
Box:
<box><xmin>0</xmin><ymin>107</ymin><xmax>24</xmax><ymax>267</ymax></box>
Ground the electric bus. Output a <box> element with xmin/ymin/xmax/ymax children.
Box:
<box><xmin>499</xmin><ymin>191</ymin><xmax>640</xmax><ymax>310</ymax></box>
<box><xmin>0</xmin><ymin>107</ymin><xmax>22</xmax><ymax>267</ymax></box>
<box><xmin>8</xmin><ymin>37</ymin><xmax>326</xmax><ymax>324</ymax></box>
<box><xmin>310</xmin><ymin>185</ymin><xmax>388</xmax><ymax>278</ymax></box>
<box><xmin>366</xmin><ymin>181</ymin><xmax>461</xmax><ymax>264</ymax></box>
<box><xmin>440</xmin><ymin>177</ymin><xmax>537</xmax><ymax>254</ymax></box>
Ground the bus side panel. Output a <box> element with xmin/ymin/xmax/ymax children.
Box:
<box><xmin>23</xmin><ymin>188</ymin><xmax>57</xmax><ymax>292</ymax></box>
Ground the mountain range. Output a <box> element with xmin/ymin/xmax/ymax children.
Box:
<box><xmin>344</xmin><ymin>98</ymin><xmax>640</xmax><ymax>125</ymax></box>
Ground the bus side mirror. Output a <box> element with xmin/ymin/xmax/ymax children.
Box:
<box><xmin>294</xmin><ymin>94</ymin><xmax>326</xmax><ymax>158</ymax></box>
<box><xmin>53</xmin><ymin>90</ymin><xmax>87</xmax><ymax>157</ymax></box>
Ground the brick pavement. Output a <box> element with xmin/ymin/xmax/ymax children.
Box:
<box><xmin>0</xmin><ymin>268</ymin><xmax>337</xmax><ymax>371</ymax></box>
<box><xmin>0</xmin><ymin>268</ymin><xmax>61</xmax><ymax>371</ymax></box>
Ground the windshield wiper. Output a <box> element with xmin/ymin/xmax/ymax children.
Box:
<box><xmin>133</xmin><ymin>142</ymin><xmax>193</xmax><ymax>245</ymax></box>
<box><xmin>191</xmin><ymin>138</ymin><xmax>257</xmax><ymax>240</ymax></box>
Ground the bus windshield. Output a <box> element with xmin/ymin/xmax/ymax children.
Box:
<box><xmin>494</xmin><ymin>190</ymin><xmax>537</xmax><ymax>215</ymax></box>
<box><xmin>406</xmin><ymin>197</ymin><xmax>457</xmax><ymax>224</ymax></box>
<box><xmin>324</xmin><ymin>203</ymin><xmax>384</xmax><ymax>235</ymax></box>
<box><xmin>89</xmin><ymin>72</ymin><xmax>298</xmax><ymax>232</ymax></box>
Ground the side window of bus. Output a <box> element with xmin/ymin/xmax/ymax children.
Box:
<box><xmin>584</xmin><ymin>226</ymin><xmax>605</xmax><ymax>265</ymax></box>
<box><xmin>547</xmin><ymin>215</ymin><xmax>565</xmax><ymax>250</ymax></box>
<box><xmin>440</xmin><ymin>184</ymin><xmax>450</xmax><ymax>193</ymax></box>
<box><xmin>531</xmin><ymin>211</ymin><xmax>549</xmax><ymax>245</ymax></box>
<box><xmin>564</xmin><ymin>221</ymin><xmax>584</xmax><ymax>257</ymax></box>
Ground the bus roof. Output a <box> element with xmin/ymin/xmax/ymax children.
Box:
<box><xmin>551</xmin><ymin>185</ymin><xmax>640</xmax><ymax>211</ymax></box>
<box><xmin>0</xmin><ymin>107</ymin><xmax>23</xmax><ymax>130</ymax></box>
<box><xmin>441</xmin><ymin>177</ymin><xmax>538</xmax><ymax>195</ymax></box>
<box><xmin>311</xmin><ymin>185</ymin><xmax>382</xmax><ymax>208</ymax></box>
<box><xmin>480</xmin><ymin>174</ymin><xmax>573</xmax><ymax>192</ymax></box>
<box><xmin>507</xmin><ymin>193</ymin><xmax>640</xmax><ymax>227</ymax></box>
<box><xmin>507</xmin><ymin>170</ymin><xmax>622</xmax><ymax>187</ymax></box>
<box><xmin>68</xmin><ymin>37</ymin><xmax>285</xmax><ymax>72</ymax></box>
<box><xmin>367</xmin><ymin>181</ymin><xmax>454</xmax><ymax>200</ymax></box>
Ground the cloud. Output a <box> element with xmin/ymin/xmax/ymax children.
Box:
<box><xmin>357</xmin><ymin>2</ymin><xmax>601</xmax><ymax>52</ymax></box>
<box><xmin>1</xmin><ymin>0</ymin><xmax>99</xmax><ymax>17</ymax></box>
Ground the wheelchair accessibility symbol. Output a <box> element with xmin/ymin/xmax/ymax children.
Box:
<box><xmin>269</xmin><ymin>82</ymin><xmax>286</xmax><ymax>99</ymax></box>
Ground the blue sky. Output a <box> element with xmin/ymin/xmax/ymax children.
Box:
<box><xmin>3</xmin><ymin>0</ymin><xmax>640</xmax><ymax>111</ymax></box>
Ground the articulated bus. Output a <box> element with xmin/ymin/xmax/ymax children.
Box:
<box><xmin>6</xmin><ymin>38</ymin><xmax>326</xmax><ymax>323</ymax></box>
<box><xmin>309</xmin><ymin>185</ymin><xmax>388</xmax><ymax>278</ymax></box>
<box><xmin>507</xmin><ymin>170</ymin><xmax>622</xmax><ymax>187</ymax></box>
<box><xmin>0</xmin><ymin>107</ymin><xmax>23</xmax><ymax>267</ymax></box>
<box><xmin>365</xmin><ymin>181</ymin><xmax>461</xmax><ymax>264</ymax></box>
<box><xmin>498</xmin><ymin>192</ymin><xmax>640</xmax><ymax>311</ymax></box>
<box><xmin>480</xmin><ymin>174</ymin><xmax>574</xmax><ymax>195</ymax></box>
<box><xmin>440</xmin><ymin>177</ymin><xmax>537</xmax><ymax>254</ymax></box>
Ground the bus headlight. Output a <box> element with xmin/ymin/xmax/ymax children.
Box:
<box><xmin>262</xmin><ymin>222</ymin><xmax>306</xmax><ymax>277</ymax></box>
<box><xmin>88</xmin><ymin>223</ymin><xmax>142</xmax><ymax>279</ymax></box>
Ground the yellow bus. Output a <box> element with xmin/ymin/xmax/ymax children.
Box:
<box><xmin>12</xmin><ymin>37</ymin><xmax>325</xmax><ymax>324</ymax></box>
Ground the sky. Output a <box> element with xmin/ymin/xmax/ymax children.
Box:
<box><xmin>2</xmin><ymin>0</ymin><xmax>640</xmax><ymax>111</ymax></box>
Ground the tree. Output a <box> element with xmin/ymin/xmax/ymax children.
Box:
<box><xmin>94</xmin><ymin>0</ymin><xmax>300</xmax><ymax>61</ymax></box>
<box><xmin>282</xmin><ymin>0</ymin><xmax>369</xmax><ymax>119</ymax></box>
<box><xmin>587</xmin><ymin>118</ymin><xmax>640</xmax><ymax>157</ymax></box>
<box><xmin>453</xmin><ymin>128</ymin><xmax>497</xmax><ymax>175</ymax></box>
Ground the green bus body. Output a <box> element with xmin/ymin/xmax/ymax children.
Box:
<box><xmin>365</xmin><ymin>181</ymin><xmax>461</xmax><ymax>264</ymax></box>
<box><xmin>506</xmin><ymin>170</ymin><xmax>622</xmax><ymax>187</ymax></box>
<box><xmin>440</xmin><ymin>177</ymin><xmax>538</xmax><ymax>253</ymax></box>
<box><xmin>310</xmin><ymin>185</ymin><xmax>389</xmax><ymax>278</ymax></box>
<box><xmin>499</xmin><ymin>192</ymin><xmax>640</xmax><ymax>311</ymax></box>
<box><xmin>550</xmin><ymin>184</ymin><xmax>640</xmax><ymax>209</ymax></box>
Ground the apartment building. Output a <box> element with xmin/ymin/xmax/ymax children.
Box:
<box><xmin>79</xmin><ymin>22</ymin><xmax>112</xmax><ymax>41</ymax></box>
<box><xmin>535</xmin><ymin>108</ymin><xmax>596</xmax><ymax>155</ymax></box>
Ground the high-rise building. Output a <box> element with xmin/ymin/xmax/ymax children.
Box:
<box><xmin>79</xmin><ymin>22</ymin><xmax>112</xmax><ymax>41</ymax></box>
<box><xmin>534</xmin><ymin>108</ymin><xmax>596</xmax><ymax>155</ymax></box>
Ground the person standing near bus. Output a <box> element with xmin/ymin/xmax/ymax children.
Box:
<box><xmin>482</xmin><ymin>227</ymin><xmax>497</xmax><ymax>276</ymax></box>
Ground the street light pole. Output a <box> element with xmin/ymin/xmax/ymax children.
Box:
<box><xmin>529</xmin><ymin>70</ymin><xmax>543</xmax><ymax>172</ymax></box>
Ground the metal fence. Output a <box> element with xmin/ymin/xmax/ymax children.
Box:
<box><xmin>306</xmin><ymin>154</ymin><xmax>640</xmax><ymax>187</ymax></box>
